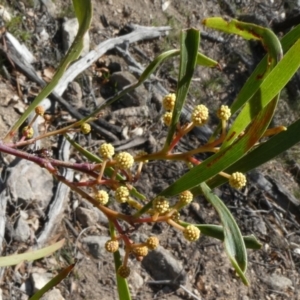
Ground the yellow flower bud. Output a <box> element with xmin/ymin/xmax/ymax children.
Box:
<box><xmin>95</xmin><ymin>190</ymin><xmax>109</xmax><ymax>205</ymax></box>
<box><xmin>191</xmin><ymin>105</ymin><xmax>209</xmax><ymax>126</ymax></box>
<box><xmin>178</xmin><ymin>190</ymin><xmax>193</xmax><ymax>206</ymax></box>
<box><xmin>115</xmin><ymin>186</ymin><xmax>130</xmax><ymax>203</ymax></box>
<box><xmin>146</xmin><ymin>236</ymin><xmax>159</xmax><ymax>250</ymax></box>
<box><xmin>115</xmin><ymin>152</ymin><xmax>134</xmax><ymax>169</ymax></box>
<box><xmin>153</xmin><ymin>196</ymin><xmax>169</xmax><ymax>214</ymax></box>
<box><xmin>162</xmin><ymin>93</ymin><xmax>176</xmax><ymax>111</ymax></box>
<box><xmin>105</xmin><ymin>240</ymin><xmax>119</xmax><ymax>253</ymax></box>
<box><xmin>117</xmin><ymin>265</ymin><xmax>130</xmax><ymax>278</ymax></box>
<box><xmin>99</xmin><ymin>143</ymin><xmax>115</xmax><ymax>159</ymax></box>
<box><xmin>133</xmin><ymin>246</ymin><xmax>148</xmax><ymax>257</ymax></box>
<box><xmin>80</xmin><ymin>123</ymin><xmax>91</xmax><ymax>134</ymax></box>
<box><xmin>229</xmin><ymin>172</ymin><xmax>246</xmax><ymax>189</ymax></box>
<box><xmin>163</xmin><ymin>112</ymin><xmax>173</xmax><ymax>126</ymax></box>
<box><xmin>217</xmin><ymin>105</ymin><xmax>231</xmax><ymax>121</ymax></box>
<box><xmin>183</xmin><ymin>225</ymin><xmax>200</xmax><ymax>242</ymax></box>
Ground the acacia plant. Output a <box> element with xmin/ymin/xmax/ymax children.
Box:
<box><xmin>1</xmin><ymin>0</ymin><xmax>300</xmax><ymax>298</ymax></box>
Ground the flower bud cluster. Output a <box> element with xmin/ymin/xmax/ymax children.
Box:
<box><xmin>105</xmin><ymin>239</ymin><xmax>119</xmax><ymax>253</ymax></box>
<box><xmin>133</xmin><ymin>246</ymin><xmax>148</xmax><ymax>257</ymax></box>
<box><xmin>152</xmin><ymin>196</ymin><xmax>169</xmax><ymax>214</ymax></box>
<box><xmin>229</xmin><ymin>172</ymin><xmax>247</xmax><ymax>189</ymax></box>
<box><xmin>162</xmin><ymin>93</ymin><xmax>176</xmax><ymax>126</ymax></box>
<box><xmin>115</xmin><ymin>186</ymin><xmax>130</xmax><ymax>203</ymax></box>
<box><xmin>95</xmin><ymin>190</ymin><xmax>109</xmax><ymax>205</ymax></box>
<box><xmin>162</xmin><ymin>93</ymin><xmax>176</xmax><ymax>111</ymax></box>
<box><xmin>115</xmin><ymin>152</ymin><xmax>134</xmax><ymax>169</ymax></box>
<box><xmin>163</xmin><ymin>111</ymin><xmax>173</xmax><ymax>127</ymax></box>
<box><xmin>80</xmin><ymin>123</ymin><xmax>91</xmax><ymax>134</ymax></box>
<box><xmin>110</xmin><ymin>236</ymin><xmax>160</xmax><ymax>278</ymax></box>
<box><xmin>117</xmin><ymin>265</ymin><xmax>131</xmax><ymax>278</ymax></box>
<box><xmin>191</xmin><ymin>104</ymin><xmax>209</xmax><ymax>126</ymax></box>
<box><xmin>99</xmin><ymin>143</ymin><xmax>115</xmax><ymax>159</ymax></box>
<box><xmin>178</xmin><ymin>190</ymin><xmax>193</xmax><ymax>206</ymax></box>
<box><xmin>146</xmin><ymin>236</ymin><xmax>159</xmax><ymax>250</ymax></box>
<box><xmin>98</xmin><ymin>144</ymin><xmax>135</xmax><ymax>171</ymax></box>
<box><xmin>217</xmin><ymin>105</ymin><xmax>231</xmax><ymax>121</ymax></box>
<box><xmin>183</xmin><ymin>225</ymin><xmax>200</xmax><ymax>241</ymax></box>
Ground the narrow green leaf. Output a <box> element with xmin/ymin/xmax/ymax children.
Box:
<box><xmin>29</xmin><ymin>263</ymin><xmax>75</xmax><ymax>300</ymax></box>
<box><xmin>200</xmin><ymin>183</ymin><xmax>249</xmax><ymax>285</ymax></box>
<box><xmin>4</xmin><ymin>0</ymin><xmax>93</xmax><ymax>141</ymax></box>
<box><xmin>202</xmin><ymin>17</ymin><xmax>282</xmax><ymax>65</ymax></box>
<box><xmin>196</xmin><ymin>52</ymin><xmax>220</xmax><ymax>68</ymax></box>
<box><xmin>203</xmin><ymin>17</ymin><xmax>283</xmax><ymax>145</ymax></box>
<box><xmin>138</xmin><ymin>50</ymin><xmax>179</xmax><ymax>83</ymax></box>
<box><xmin>229</xmin><ymin>23</ymin><xmax>300</xmax><ymax>118</ymax></box>
<box><xmin>164</xmin><ymin>28</ymin><xmax>200</xmax><ymax>149</ymax></box>
<box><xmin>0</xmin><ymin>239</ymin><xmax>65</xmax><ymax>267</ymax></box>
<box><xmin>222</xmin><ymin>38</ymin><xmax>300</xmax><ymax>148</ymax></box>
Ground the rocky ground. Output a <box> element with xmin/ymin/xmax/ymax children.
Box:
<box><xmin>0</xmin><ymin>0</ymin><xmax>300</xmax><ymax>299</ymax></box>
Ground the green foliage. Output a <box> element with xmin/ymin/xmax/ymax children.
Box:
<box><xmin>1</xmin><ymin>3</ymin><xmax>300</xmax><ymax>299</ymax></box>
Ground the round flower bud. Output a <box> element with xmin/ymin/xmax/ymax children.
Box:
<box><xmin>105</xmin><ymin>240</ymin><xmax>119</xmax><ymax>253</ymax></box>
<box><xmin>217</xmin><ymin>105</ymin><xmax>231</xmax><ymax>121</ymax></box>
<box><xmin>191</xmin><ymin>104</ymin><xmax>209</xmax><ymax>126</ymax></box>
<box><xmin>80</xmin><ymin>123</ymin><xmax>91</xmax><ymax>134</ymax></box>
<box><xmin>99</xmin><ymin>143</ymin><xmax>115</xmax><ymax>159</ymax></box>
<box><xmin>35</xmin><ymin>105</ymin><xmax>45</xmax><ymax>116</ymax></box>
<box><xmin>115</xmin><ymin>152</ymin><xmax>134</xmax><ymax>169</ymax></box>
<box><xmin>146</xmin><ymin>236</ymin><xmax>159</xmax><ymax>250</ymax></box>
<box><xmin>95</xmin><ymin>190</ymin><xmax>109</xmax><ymax>205</ymax></box>
<box><xmin>183</xmin><ymin>225</ymin><xmax>200</xmax><ymax>242</ymax></box>
<box><xmin>162</xmin><ymin>93</ymin><xmax>176</xmax><ymax>111</ymax></box>
<box><xmin>22</xmin><ymin>126</ymin><xmax>34</xmax><ymax>139</ymax></box>
<box><xmin>179</xmin><ymin>190</ymin><xmax>193</xmax><ymax>206</ymax></box>
<box><xmin>163</xmin><ymin>112</ymin><xmax>172</xmax><ymax>126</ymax></box>
<box><xmin>229</xmin><ymin>172</ymin><xmax>246</xmax><ymax>189</ymax></box>
<box><xmin>152</xmin><ymin>196</ymin><xmax>169</xmax><ymax>214</ymax></box>
<box><xmin>133</xmin><ymin>246</ymin><xmax>148</xmax><ymax>257</ymax></box>
<box><xmin>115</xmin><ymin>186</ymin><xmax>130</xmax><ymax>203</ymax></box>
<box><xmin>117</xmin><ymin>265</ymin><xmax>130</xmax><ymax>278</ymax></box>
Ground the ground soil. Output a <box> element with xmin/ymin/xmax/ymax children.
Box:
<box><xmin>0</xmin><ymin>0</ymin><xmax>299</xmax><ymax>299</ymax></box>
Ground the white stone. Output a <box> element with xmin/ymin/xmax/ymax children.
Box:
<box><xmin>40</xmin><ymin>28</ymin><xmax>50</xmax><ymax>42</ymax></box>
<box><xmin>31</xmin><ymin>272</ymin><xmax>53</xmax><ymax>292</ymax></box>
